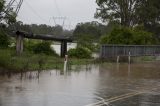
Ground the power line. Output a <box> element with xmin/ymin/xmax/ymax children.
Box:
<box><xmin>23</xmin><ymin>0</ymin><xmax>49</xmax><ymax>24</ymax></box>
<box><xmin>53</xmin><ymin>0</ymin><xmax>62</xmax><ymax>16</ymax></box>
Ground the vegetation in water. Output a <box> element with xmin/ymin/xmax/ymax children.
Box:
<box><xmin>0</xmin><ymin>49</ymin><xmax>95</xmax><ymax>72</ymax></box>
<box><xmin>28</xmin><ymin>41</ymin><xmax>57</xmax><ymax>56</ymax></box>
<box><xmin>68</xmin><ymin>47</ymin><xmax>92</xmax><ymax>59</ymax></box>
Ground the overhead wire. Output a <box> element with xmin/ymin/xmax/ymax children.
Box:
<box><xmin>23</xmin><ymin>0</ymin><xmax>49</xmax><ymax>24</ymax></box>
<box><xmin>53</xmin><ymin>0</ymin><xmax>62</xmax><ymax>16</ymax></box>
<box><xmin>52</xmin><ymin>0</ymin><xmax>73</xmax><ymax>30</ymax></box>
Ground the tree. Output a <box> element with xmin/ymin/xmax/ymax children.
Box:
<box><xmin>136</xmin><ymin>0</ymin><xmax>160</xmax><ymax>26</ymax></box>
<box><xmin>95</xmin><ymin>0</ymin><xmax>139</xmax><ymax>27</ymax></box>
<box><xmin>73</xmin><ymin>21</ymin><xmax>105</xmax><ymax>51</ymax></box>
<box><xmin>0</xmin><ymin>0</ymin><xmax>16</xmax><ymax>24</ymax></box>
<box><xmin>0</xmin><ymin>1</ymin><xmax>10</xmax><ymax>48</ymax></box>
<box><xmin>73</xmin><ymin>21</ymin><xmax>103</xmax><ymax>41</ymax></box>
<box><xmin>0</xmin><ymin>0</ymin><xmax>5</xmax><ymax>21</ymax></box>
<box><xmin>95</xmin><ymin>0</ymin><xmax>160</xmax><ymax>27</ymax></box>
<box><xmin>136</xmin><ymin>0</ymin><xmax>160</xmax><ymax>39</ymax></box>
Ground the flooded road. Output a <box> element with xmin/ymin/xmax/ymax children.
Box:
<box><xmin>0</xmin><ymin>62</ymin><xmax>160</xmax><ymax>106</ymax></box>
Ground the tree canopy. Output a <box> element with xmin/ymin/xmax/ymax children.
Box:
<box><xmin>73</xmin><ymin>21</ymin><xmax>106</xmax><ymax>41</ymax></box>
<box><xmin>95</xmin><ymin>0</ymin><xmax>160</xmax><ymax>27</ymax></box>
<box><xmin>9</xmin><ymin>21</ymin><xmax>73</xmax><ymax>36</ymax></box>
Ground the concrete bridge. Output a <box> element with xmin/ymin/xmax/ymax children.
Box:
<box><xmin>100</xmin><ymin>45</ymin><xmax>160</xmax><ymax>58</ymax></box>
<box><xmin>14</xmin><ymin>31</ymin><xmax>73</xmax><ymax>57</ymax></box>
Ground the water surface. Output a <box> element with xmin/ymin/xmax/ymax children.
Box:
<box><xmin>0</xmin><ymin>62</ymin><xmax>160</xmax><ymax>106</ymax></box>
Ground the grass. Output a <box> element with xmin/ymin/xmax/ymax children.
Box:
<box><xmin>1</xmin><ymin>49</ymin><xmax>156</xmax><ymax>73</ymax></box>
<box><xmin>131</xmin><ymin>56</ymin><xmax>157</xmax><ymax>63</ymax></box>
<box><xmin>0</xmin><ymin>49</ymin><xmax>95</xmax><ymax>72</ymax></box>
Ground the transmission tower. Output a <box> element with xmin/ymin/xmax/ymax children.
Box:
<box><xmin>51</xmin><ymin>16</ymin><xmax>66</xmax><ymax>28</ymax></box>
<box><xmin>5</xmin><ymin>0</ymin><xmax>23</xmax><ymax>15</ymax></box>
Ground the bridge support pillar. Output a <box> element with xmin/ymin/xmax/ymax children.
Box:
<box><xmin>61</xmin><ymin>41</ymin><xmax>67</xmax><ymax>57</ymax></box>
<box><xmin>16</xmin><ymin>34</ymin><xmax>24</xmax><ymax>55</ymax></box>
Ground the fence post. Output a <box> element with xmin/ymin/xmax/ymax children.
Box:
<box><xmin>16</xmin><ymin>33</ymin><xmax>24</xmax><ymax>55</ymax></box>
<box><xmin>128</xmin><ymin>51</ymin><xmax>131</xmax><ymax>64</ymax></box>
<box><xmin>117</xmin><ymin>56</ymin><xmax>120</xmax><ymax>63</ymax></box>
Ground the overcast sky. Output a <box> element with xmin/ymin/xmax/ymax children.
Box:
<box><xmin>16</xmin><ymin>0</ymin><xmax>100</xmax><ymax>29</ymax></box>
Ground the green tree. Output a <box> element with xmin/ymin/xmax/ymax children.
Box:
<box><xmin>95</xmin><ymin>0</ymin><xmax>160</xmax><ymax>27</ymax></box>
<box><xmin>0</xmin><ymin>0</ymin><xmax>16</xmax><ymax>24</ymax></box>
<box><xmin>0</xmin><ymin>0</ymin><xmax>5</xmax><ymax>21</ymax></box>
<box><xmin>95</xmin><ymin>0</ymin><xmax>139</xmax><ymax>27</ymax></box>
<box><xmin>73</xmin><ymin>21</ymin><xmax>103</xmax><ymax>41</ymax></box>
<box><xmin>73</xmin><ymin>21</ymin><xmax>105</xmax><ymax>51</ymax></box>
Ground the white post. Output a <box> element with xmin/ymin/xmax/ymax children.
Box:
<box><xmin>128</xmin><ymin>52</ymin><xmax>131</xmax><ymax>64</ymax></box>
<box><xmin>117</xmin><ymin>56</ymin><xmax>120</xmax><ymax>63</ymax></box>
<box><xmin>64</xmin><ymin>55</ymin><xmax>68</xmax><ymax>72</ymax></box>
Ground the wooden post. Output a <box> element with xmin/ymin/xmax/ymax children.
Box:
<box><xmin>16</xmin><ymin>34</ymin><xmax>24</xmax><ymax>55</ymax></box>
<box><xmin>64</xmin><ymin>55</ymin><xmax>68</xmax><ymax>72</ymax></box>
<box><xmin>61</xmin><ymin>41</ymin><xmax>67</xmax><ymax>57</ymax></box>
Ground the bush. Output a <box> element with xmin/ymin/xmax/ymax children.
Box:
<box><xmin>100</xmin><ymin>27</ymin><xmax>156</xmax><ymax>45</ymax></box>
<box><xmin>77</xmin><ymin>34</ymin><xmax>96</xmax><ymax>52</ymax></box>
<box><xmin>0</xmin><ymin>28</ymin><xmax>9</xmax><ymax>48</ymax></box>
<box><xmin>68</xmin><ymin>47</ymin><xmax>92</xmax><ymax>58</ymax></box>
<box><xmin>25</xmin><ymin>41</ymin><xmax>58</xmax><ymax>56</ymax></box>
<box><xmin>0</xmin><ymin>49</ymin><xmax>11</xmax><ymax>68</ymax></box>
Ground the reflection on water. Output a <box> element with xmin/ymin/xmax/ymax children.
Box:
<box><xmin>51</xmin><ymin>43</ymin><xmax>77</xmax><ymax>56</ymax></box>
<box><xmin>0</xmin><ymin>62</ymin><xmax>160</xmax><ymax>106</ymax></box>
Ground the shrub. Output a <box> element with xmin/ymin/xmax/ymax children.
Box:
<box><xmin>68</xmin><ymin>47</ymin><xmax>92</xmax><ymax>58</ymax></box>
<box><xmin>0</xmin><ymin>49</ymin><xmax>11</xmax><ymax>68</ymax></box>
<box><xmin>25</xmin><ymin>41</ymin><xmax>58</xmax><ymax>56</ymax></box>
<box><xmin>100</xmin><ymin>27</ymin><xmax>156</xmax><ymax>45</ymax></box>
<box><xmin>77</xmin><ymin>34</ymin><xmax>96</xmax><ymax>52</ymax></box>
<box><xmin>0</xmin><ymin>28</ymin><xmax>9</xmax><ymax>48</ymax></box>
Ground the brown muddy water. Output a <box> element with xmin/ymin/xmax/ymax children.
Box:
<box><xmin>0</xmin><ymin>62</ymin><xmax>160</xmax><ymax>106</ymax></box>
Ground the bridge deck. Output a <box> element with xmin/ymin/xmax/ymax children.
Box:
<box><xmin>15</xmin><ymin>31</ymin><xmax>73</xmax><ymax>42</ymax></box>
<box><xmin>14</xmin><ymin>31</ymin><xmax>72</xmax><ymax>57</ymax></box>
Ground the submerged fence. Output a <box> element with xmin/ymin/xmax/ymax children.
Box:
<box><xmin>100</xmin><ymin>45</ymin><xmax>160</xmax><ymax>58</ymax></box>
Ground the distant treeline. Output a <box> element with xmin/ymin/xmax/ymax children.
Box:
<box><xmin>8</xmin><ymin>21</ymin><xmax>73</xmax><ymax>36</ymax></box>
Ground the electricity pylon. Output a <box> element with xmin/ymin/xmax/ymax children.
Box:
<box><xmin>5</xmin><ymin>0</ymin><xmax>23</xmax><ymax>15</ymax></box>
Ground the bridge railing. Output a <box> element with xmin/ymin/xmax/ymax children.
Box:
<box><xmin>100</xmin><ymin>45</ymin><xmax>160</xmax><ymax>58</ymax></box>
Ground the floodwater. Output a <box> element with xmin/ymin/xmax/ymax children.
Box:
<box><xmin>51</xmin><ymin>43</ymin><xmax>77</xmax><ymax>55</ymax></box>
<box><xmin>0</xmin><ymin>62</ymin><xmax>160</xmax><ymax>106</ymax></box>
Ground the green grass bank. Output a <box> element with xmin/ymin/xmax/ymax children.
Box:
<box><xmin>0</xmin><ymin>49</ymin><xmax>94</xmax><ymax>72</ymax></box>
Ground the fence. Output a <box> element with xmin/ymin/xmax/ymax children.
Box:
<box><xmin>100</xmin><ymin>45</ymin><xmax>160</xmax><ymax>58</ymax></box>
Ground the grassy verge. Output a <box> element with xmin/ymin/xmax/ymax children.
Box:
<box><xmin>0</xmin><ymin>49</ymin><xmax>95</xmax><ymax>72</ymax></box>
<box><xmin>133</xmin><ymin>56</ymin><xmax>157</xmax><ymax>62</ymax></box>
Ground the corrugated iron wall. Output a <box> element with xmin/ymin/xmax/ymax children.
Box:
<box><xmin>100</xmin><ymin>45</ymin><xmax>160</xmax><ymax>58</ymax></box>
